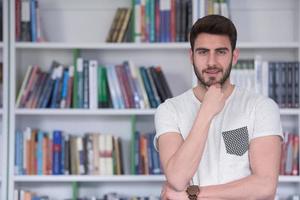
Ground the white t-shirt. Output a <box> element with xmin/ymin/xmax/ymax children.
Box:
<box><xmin>154</xmin><ymin>86</ymin><xmax>283</xmax><ymax>186</ymax></box>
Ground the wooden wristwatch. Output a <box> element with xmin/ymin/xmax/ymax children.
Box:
<box><xmin>186</xmin><ymin>185</ymin><xmax>200</xmax><ymax>200</ymax></box>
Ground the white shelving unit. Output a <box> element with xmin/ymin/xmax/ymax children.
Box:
<box><xmin>6</xmin><ymin>0</ymin><xmax>300</xmax><ymax>199</ymax></box>
<box><xmin>1</xmin><ymin>0</ymin><xmax>9</xmax><ymax>200</ymax></box>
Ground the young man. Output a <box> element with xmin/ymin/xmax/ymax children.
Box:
<box><xmin>155</xmin><ymin>15</ymin><xmax>283</xmax><ymax>200</ymax></box>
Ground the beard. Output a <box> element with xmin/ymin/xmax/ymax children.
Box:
<box><xmin>193</xmin><ymin>59</ymin><xmax>233</xmax><ymax>87</ymax></box>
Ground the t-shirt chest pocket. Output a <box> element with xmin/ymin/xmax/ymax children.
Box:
<box><xmin>221</xmin><ymin>117</ymin><xmax>250</xmax><ymax>157</ymax></box>
<box><xmin>222</xmin><ymin>126</ymin><xmax>249</xmax><ymax>156</ymax></box>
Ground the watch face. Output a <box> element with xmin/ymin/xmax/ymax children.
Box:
<box><xmin>187</xmin><ymin>185</ymin><xmax>200</xmax><ymax>195</ymax></box>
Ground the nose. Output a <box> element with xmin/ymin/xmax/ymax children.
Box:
<box><xmin>207</xmin><ymin>52</ymin><xmax>216</xmax><ymax>67</ymax></box>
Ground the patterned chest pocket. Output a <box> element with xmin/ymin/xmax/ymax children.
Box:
<box><xmin>222</xmin><ymin>126</ymin><xmax>249</xmax><ymax>156</ymax></box>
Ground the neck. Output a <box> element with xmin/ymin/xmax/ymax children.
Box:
<box><xmin>193</xmin><ymin>81</ymin><xmax>234</xmax><ymax>102</ymax></box>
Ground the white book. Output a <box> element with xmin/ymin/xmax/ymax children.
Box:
<box><xmin>23</xmin><ymin>127</ymin><xmax>31</xmax><ymax>175</ymax></box>
<box><xmin>105</xmin><ymin>134</ymin><xmax>113</xmax><ymax>175</ymax></box>
<box><xmin>76</xmin><ymin>136</ymin><xmax>85</xmax><ymax>175</ymax></box>
<box><xmin>99</xmin><ymin>134</ymin><xmax>106</xmax><ymax>175</ymax></box>
<box><xmin>92</xmin><ymin>134</ymin><xmax>99</xmax><ymax>175</ymax></box>
<box><xmin>134</xmin><ymin>0</ymin><xmax>142</xmax><ymax>42</ymax></box>
<box><xmin>89</xmin><ymin>60</ymin><xmax>98</xmax><ymax>109</ymax></box>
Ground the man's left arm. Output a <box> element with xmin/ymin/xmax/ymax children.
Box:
<box><xmin>161</xmin><ymin>135</ymin><xmax>281</xmax><ymax>200</ymax></box>
<box><xmin>198</xmin><ymin>135</ymin><xmax>282</xmax><ymax>200</ymax></box>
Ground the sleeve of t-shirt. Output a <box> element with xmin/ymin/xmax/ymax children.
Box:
<box><xmin>252</xmin><ymin>97</ymin><xmax>283</xmax><ymax>140</ymax></box>
<box><xmin>154</xmin><ymin>100</ymin><xmax>181</xmax><ymax>151</ymax></box>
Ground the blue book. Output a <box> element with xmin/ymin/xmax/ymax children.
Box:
<box><xmin>60</xmin><ymin>67</ymin><xmax>69</xmax><ymax>108</ymax></box>
<box><xmin>61</xmin><ymin>134</ymin><xmax>65</xmax><ymax>174</ymax></box>
<box><xmin>39</xmin><ymin>62</ymin><xmax>58</xmax><ymax>108</ymax></box>
<box><xmin>151</xmin><ymin>132</ymin><xmax>161</xmax><ymax>174</ymax></box>
<box><xmin>52</xmin><ymin>130</ymin><xmax>62</xmax><ymax>175</ymax></box>
<box><xmin>15</xmin><ymin>131</ymin><xmax>23</xmax><ymax>175</ymax></box>
<box><xmin>134</xmin><ymin>131</ymin><xmax>140</xmax><ymax>174</ymax></box>
<box><xmin>139</xmin><ymin>67</ymin><xmax>158</xmax><ymax>108</ymax></box>
<box><xmin>37</xmin><ymin>130</ymin><xmax>44</xmax><ymax>175</ymax></box>
<box><xmin>30</xmin><ymin>0</ymin><xmax>37</xmax><ymax>42</ymax></box>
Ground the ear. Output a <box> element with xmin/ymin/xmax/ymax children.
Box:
<box><xmin>189</xmin><ymin>48</ymin><xmax>193</xmax><ymax>64</ymax></box>
<box><xmin>232</xmin><ymin>48</ymin><xmax>240</xmax><ymax>65</ymax></box>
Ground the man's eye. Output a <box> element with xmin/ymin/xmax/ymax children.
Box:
<box><xmin>197</xmin><ymin>50</ymin><xmax>207</xmax><ymax>55</ymax></box>
<box><xmin>217</xmin><ymin>50</ymin><xmax>227</xmax><ymax>55</ymax></box>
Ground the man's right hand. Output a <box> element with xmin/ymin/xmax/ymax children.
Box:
<box><xmin>201</xmin><ymin>84</ymin><xmax>226</xmax><ymax>119</ymax></box>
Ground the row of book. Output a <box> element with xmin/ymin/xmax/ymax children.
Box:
<box><xmin>280</xmin><ymin>132</ymin><xmax>299</xmax><ymax>176</ymax></box>
<box><xmin>14</xmin><ymin>190</ymin><xmax>160</xmax><ymax>200</ymax></box>
<box><xmin>233</xmin><ymin>58</ymin><xmax>300</xmax><ymax>108</ymax></box>
<box><xmin>231</xmin><ymin>59</ymin><xmax>255</xmax><ymax>91</ymax></box>
<box><xmin>15</xmin><ymin>128</ymin><xmax>162</xmax><ymax>175</ymax></box>
<box><xmin>16</xmin><ymin>59</ymin><xmax>172</xmax><ymax>109</ymax></box>
<box><xmin>268</xmin><ymin>62</ymin><xmax>299</xmax><ymax>108</ymax></box>
<box><xmin>107</xmin><ymin>0</ymin><xmax>193</xmax><ymax>43</ymax></box>
<box><xmin>204</xmin><ymin>0</ymin><xmax>230</xmax><ymax>18</ymax></box>
<box><xmin>132</xmin><ymin>131</ymin><xmax>162</xmax><ymax>175</ymax></box>
<box><xmin>15</xmin><ymin>0</ymin><xmax>45</xmax><ymax>42</ymax></box>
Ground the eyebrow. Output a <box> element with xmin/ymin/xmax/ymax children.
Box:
<box><xmin>194</xmin><ymin>47</ymin><xmax>230</xmax><ymax>52</ymax></box>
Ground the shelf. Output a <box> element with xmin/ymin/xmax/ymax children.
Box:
<box><xmin>14</xmin><ymin>42</ymin><xmax>299</xmax><ymax>50</ymax></box>
<box><xmin>278</xmin><ymin>176</ymin><xmax>300</xmax><ymax>182</ymax></box>
<box><xmin>279</xmin><ymin>109</ymin><xmax>300</xmax><ymax>115</ymax></box>
<box><xmin>13</xmin><ymin>175</ymin><xmax>165</xmax><ymax>182</ymax></box>
<box><xmin>15</xmin><ymin>42</ymin><xmax>190</xmax><ymax>50</ymax></box>
<box><xmin>15</xmin><ymin>108</ymin><xmax>156</xmax><ymax>116</ymax></box>
<box><xmin>13</xmin><ymin>175</ymin><xmax>300</xmax><ymax>183</ymax></box>
<box><xmin>14</xmin><ymin>108</ymin><xmax>299</xmax><ymax>116</ymax></box>
<box><xmin>237</xmin><ymin>42</ymin><xmax>299</xmax><ymax>49</ymax></box>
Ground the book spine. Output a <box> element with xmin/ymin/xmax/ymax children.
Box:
<box><xmin>52</xmin><ymin>130</ymin><xmax>62</xmax><ymax>175</ymax></box>
<box><xmin>30</xmin><ymin>0</ymin><xmax>37</xmax><ymax>42</ymax></box>
<box><xmin>83</xmin><ymin>60</ymin><xmax>90</xmax><ymax>109</ymax></box>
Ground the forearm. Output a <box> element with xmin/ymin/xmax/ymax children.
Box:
<box><xmin>198</xmin><ymin>174</ymin><xmax>278</xmax><ymax>200</ymax></box>
<box><xmin>165</xmin><ymin>106</ymin><xmax>213</xmax><ymax>191</ymax></box>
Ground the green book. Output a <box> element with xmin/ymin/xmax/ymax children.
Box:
<box><xmin>98</xmin><ymin>66</ymin><xmax>109</xmax><ymax>108</ymax></box>
<box><xmin>72</xmin><ymin>182</ymin><xmax>78</xmax><ymax>200</ymax></box>
<box><xmin>72</xmin><ymin>49</ymin><xmax>80</xmax><ymax>108</ymax></box>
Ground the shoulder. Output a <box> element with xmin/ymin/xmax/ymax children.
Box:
<box><xmin>234</xmin><ymin>87</ymin><xmax>278</xmax><ymax>111</ymax></box>
<box><xmin>155</xmin><ymin>89</ymin><xmax>194</xmax><ymax>115</ymax></box>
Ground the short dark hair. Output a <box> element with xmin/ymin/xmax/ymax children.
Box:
<box><xmin>189</xmin><ymin>15</ymin><xmax>237</xmax><ymax>51</ymax></box>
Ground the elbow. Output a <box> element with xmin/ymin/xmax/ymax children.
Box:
<box><xmin>165</xmin><ymin>172</ymin><xmax>190</xmax><ymax>191</ymax></box>
<box><xmin>257</xmin><ymin>177</ymin><xmax>278</xmax><ymax>200</ymax></box>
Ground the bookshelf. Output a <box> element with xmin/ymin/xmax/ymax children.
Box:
<box><xmin>1</xmin><ymin>0</ymin><xmax>9</xmax><ymax>200</ymax></box>
<box><xmin>5</xmin><ymin>0</ymin><xmax>300</xmax><ymax>199</ymax></box>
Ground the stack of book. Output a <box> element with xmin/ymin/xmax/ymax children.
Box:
<box><xmin>204</xmin><ymin>0</ymin><xmax>230</xmax><ymax>18</ymax></box>
<box><xmin>231</xmin><ymin>59</ymin><xmax>255</xmax><ymax>91</ymax></box>
<box><xmin>16</xmin><ymin>59</ymin><xmax>172</xmax><ymax>109</ymax></box>
<box><xmin>267</xmin><ymin>62</ymin><xmax>299</xmax><ymax>108</ymax></box>
<box><xmin>280</xmin><ymin>132</ymin><xmax>299</xmax><ymax>176</ymax></box>
<box><xmin>15</xmin><ymin>0</ymin><xmax>45</xmax><ymax>42</ymax></box>
<box><xmin>15</xmin><ymin>127</ymin><xmax>162</xmax><ymax>176</ymax></box>
<box><xmin>131</xmin><ymin>132</ymin><xmax>162</xmax><ymax>175</ymax></box>
<box><xmin>106</xmin><ymin>0</ymin><xmax>194</xmax><ymax>43</ymax></box>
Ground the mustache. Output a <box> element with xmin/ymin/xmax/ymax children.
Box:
<box><xmin>202</xmin><ymin>67</ymin><xmax>223</xmax><ymax>73</ymax></box>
